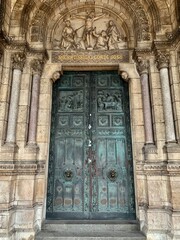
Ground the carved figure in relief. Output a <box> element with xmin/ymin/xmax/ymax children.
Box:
<box><xmin>106</xmin><ymin>20</ymin><xmax>122</xmax><ymax>50</ymax></box>
<box><xmin>93</xmin><ymin>29</ymin><xmax>109</xmax><ymax>50</ymax></box>
<box><xmin>74</xmin><ymin>11</ymin><xmax>106</xmax><ymax>49</ymax></box>
<box><xmin>60</xmin><ymin>20</ymin><xmax>77</xmax><ymax>50</ymax></box>
<box><xmin>59</xmin><ymin>91</ymin><xmax>83</xmax><ymax>111</ymax></box>
<box><xmin>97</xmin><ymin>90</ymin><xmax>122</xmax><ymax>111</ymax></box>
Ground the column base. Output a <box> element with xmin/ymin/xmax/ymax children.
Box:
<box><xmin>25</xmin><ymin>142</ymin><xmax>39</xmax><ymax>153</ymax></box>
<box><xmin>1</xmin><ymin>142</ymin><xmax>19</xmax><ymax>153</ymax></box>
<box><xmin>164</xmin><ymin>142</ymin><xmax>180</xmax><ymax>153</ymax></box>
<box><xmin>143</xmin><ymin>143</ymin><xmax>157</xmax><ymax>161</ymax></box>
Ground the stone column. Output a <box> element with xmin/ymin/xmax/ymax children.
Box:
<box><xmin>136</xmin><ymin>57</ymin><xmax>154</xmax><ymax>144</ymax></box>
<box><xmin>27</xmin><ymin>59</ymin><xmax>44</xmax><ymax>146</ymax></box>
<box><xmin>156</xmin><ymin>51</ymin><xmax>176</xmax><ymax>143</ymax></box>
<box><xmin>5</xmin><ymin>52</ymin><xmax>26</xmax><ymax>145</ymax></box>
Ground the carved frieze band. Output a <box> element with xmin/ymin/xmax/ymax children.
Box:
<box><xmin>11</xmin><ymin>52</ymin><xmax>26</xmax><ymax>70</ymax></box>
<box><xmin>0</xmin><ymin>162</ymin><xmax>45</xmax><ymax>175</ymax></box>
<box><xmin>136</xmin><ymin>162</ymin><xmax>180</xmax><ymax>176</ymax></box>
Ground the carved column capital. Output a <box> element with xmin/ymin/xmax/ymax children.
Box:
<box><xmin>11</xmin><ymin>52</ymin><xmax>26</xmax><ymax>71</ymax></box>
<box><xmin>155</xmin><ymin>51</ymin><xmax>169</xmax><ymax>70</ymax></box>
<box><xmin>30</xmin><ymin>59</ymin><xmax>44</xmax><ymax>75</ymax></box>
<box><xmin>136</xmin><ymin>56</ymin><xmax>149</xmax><ymax>75</ymax></box>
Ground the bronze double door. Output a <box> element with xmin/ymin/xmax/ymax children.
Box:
<box><xmin>46</xmin><ymin>71</ymin><xmax>135</xmax><ymax>220</ymax></box>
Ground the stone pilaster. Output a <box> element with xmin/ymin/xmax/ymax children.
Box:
<box><xmin>0</xmin><ymin>50</ymin><xmax>3</xmax><ymax>85</ymax></box>
<box><xmin>27</xmin><ymin>59</ymin><xmax>44</xmax><ymax>147</ymax></box>
<box><xmin>136</xmin><ymin>57</ymin><xmax>154</xmax><ymax>145</ymax></box>
<box><xmin>5</xmin><ymin>52</ymin><xmax>26</xmax><ymax>145</ymax></box>
<box><xmin>156</xmin><ymin>51</ymin><xmax>176</xmax><ymax>143</ymax></box>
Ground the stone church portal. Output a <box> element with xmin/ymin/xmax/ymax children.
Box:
<box><xmin>0</xmin><ymin>0</ymin><xmax>180</xmax><ymax>240</ymax></box>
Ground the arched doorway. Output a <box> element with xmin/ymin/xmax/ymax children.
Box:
<box><xmin>46</xmin><ymin>70</ymin><xmax>135</xmax><ymax>220</ymax></box>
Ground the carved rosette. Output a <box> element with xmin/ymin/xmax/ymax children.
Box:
<box><xmin>156</xmin><ymin>51</ymin><xmax>169</xmax><ymax>70</ymax></box>
<box><xmin>30</xmin><ymin>59</ymin><xmax>44</xmax><ymax>75</ymax></box>
<box><xmin>136</xmin><ymin>57</ymin><xmax>149</xmax><ymax>75</ymax></box>
<box><xmin>11</xmin><ymin>52</ymin><xmax>26</xmax><ymax>70</ymax></box>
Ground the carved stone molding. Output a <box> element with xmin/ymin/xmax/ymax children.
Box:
<box><xmin>0</xmin><ymin>161</ymin><xmax>45</xmax><ymax>176</ymax></box>
<box><xmin>155</xmin><ymin>50</ymin><xmax>169</xmax><ymax>70</ymax></box>
<box><xmin>136</xmin><ymin>56</ymin><xmax>149</xmax><ymax>75</ymax></box>
<box><xmin>30</xmin><ymin>59</ymin><xmax>44</xmax><ymax>75</ymax></box>
<box><xmin>11</xmin><ymin>52</ymin><xmax>26</xmax><ymax>70</ymax></box>
<box><xmin>119</xmin><ymin>0</ymin><xmax>151</xmax><ymax>41</ymax></box>
<box><xmin>136</xmin><ymin>160</ymin><xmax>180</xmax><ymax>176</ymax></box>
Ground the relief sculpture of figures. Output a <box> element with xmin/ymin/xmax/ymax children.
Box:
<box><xmin>93</xmin><ymin>29</ymin><xmax>109</xmax><ymax>50</ymax></box>
<box><xmin>74</xmin><ymin>11</ymin><xmax>106</xmax><ymax>49</ymax></box>
<box><xmin>60</xmin><ymin>20</ymin><xmax>77</xmax><ymax>50</ymax></box>
<box><xmin>106</xmin><ymin>20</ymin><xmax>122</xmax><ymax>50</ymax></box>
<box><xmin>56</xmin><ymin>13</ymin><xmax>125</xmax><ymax>51</ymax></box>
<box><xmin>97</xmin><ymin>90</ymin><xmax>122</xmax><ymax>112</ymax></box>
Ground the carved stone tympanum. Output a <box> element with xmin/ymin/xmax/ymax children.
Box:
<box><xmin>53</xmin><ymin>12</ymin><xmax>126</xmax><ymax>51</ymax></box>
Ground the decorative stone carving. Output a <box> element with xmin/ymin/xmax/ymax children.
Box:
<box><xmin>11</xmin><ymin>52</ymin><xmax>26</xmax><ymax>70</ymax></box>
<box><xmin>156</xmin><ymin>51</ymin><xmax>169</xmax><ymax>70</ymax></box>
<box><xmin>30</xmin><ymin>59</ymin><xmax>44</xmax><ymax>75</ymax></box>
<box><xmin>120</xmin><ymin>0</ymin><xmax>151</xmax><ymax>41</ymax></box>
<box><xmin>60</xmin><ymin>20</ymin><xmax>77</xmax><ymax>50</ymax></box>
<box><xmin>52</xmin><ymin>71</ymin><xmax>60</xmax><ymax>82</ymax></box>
<box><xmin>136</xmin><ymin>56</ymin><xmax>149</xmax><ymax>75</ymax></box>
<box><xmin>53</xmin><ymin>14</ymin><xmax>125</xmax><ymax>51</ymax></box>
<box><xmin>120</xmin><ymin>71</ymin><xmax>129</xmax><ymax>82</ymax></box>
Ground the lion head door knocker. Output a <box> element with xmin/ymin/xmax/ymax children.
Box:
<box><xmin>63</xmin><ymin>169</ymin><xmax>73</xmax><ymax>181</ymax></box>
<box><xmin>107</xmin><ymin>169</ymin><xmax>118</xmax><ymax>182</ymax></box>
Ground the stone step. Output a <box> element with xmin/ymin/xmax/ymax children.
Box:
<box><xmin>35</xmin><ymin>221</ymin><xmax>146</xmax><ymax>240</ymax></box>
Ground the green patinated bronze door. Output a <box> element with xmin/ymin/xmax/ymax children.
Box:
<box><xmin>46</xmin><ymin>71</ymin><xmax>135</xmax><ymax>220</ymax></box>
